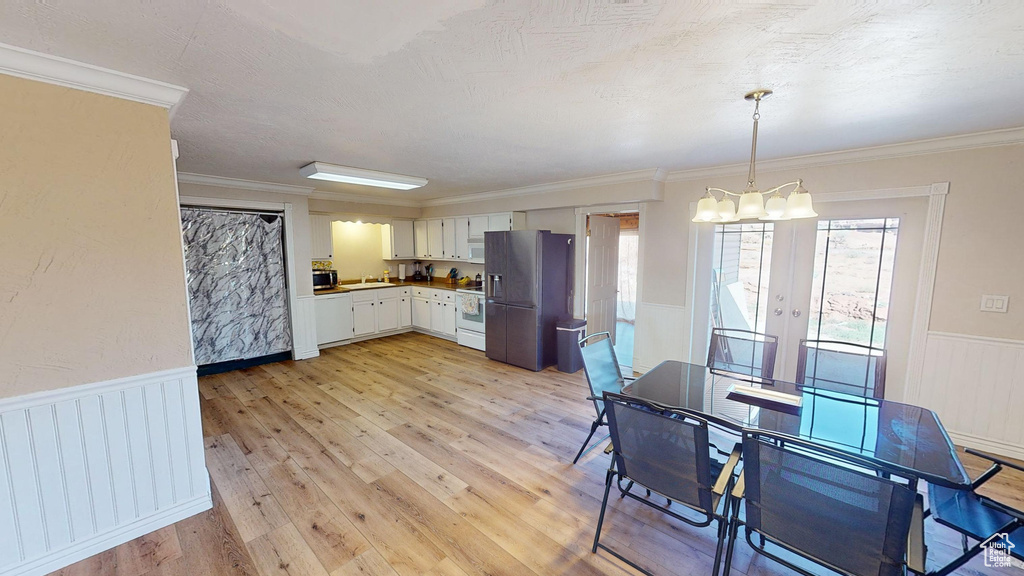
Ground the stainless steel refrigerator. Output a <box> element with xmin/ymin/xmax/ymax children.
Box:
<box><xmin>485</xmin><ymin>230</ymin><xmax>574</xmax><ymax>371</ymax></box>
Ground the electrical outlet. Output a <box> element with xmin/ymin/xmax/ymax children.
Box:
<box><xmin>980</xmin><ymin>294</ymin><xmax>1009</xmax><ymax>313</ymax></box>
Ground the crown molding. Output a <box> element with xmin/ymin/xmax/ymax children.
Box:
<box><xmin>0</xmin><ymin>42</ymin><xmax>188</xmax><ymax>113</ymax></box>
<box><xmin>421</xmin><ymin>168</ymin><xmax>667</xmax><ymax>207</ymax></box>
<box><xmin>177</xmin><ymin>172</ymin><xmax>314</xmax><ymax>196</ymax></box>
<box><xmin>308</xmin><ymin>190</ymin><xmax>422</xmax><ymax>208</ymax></box>
<box><xmin>666</xmin><ymin>126</ymin><xmax>1024</xmax><ymax>183</ymax></box>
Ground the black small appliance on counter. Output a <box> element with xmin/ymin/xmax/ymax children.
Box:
<box><xmin>312</xmin><ymin>269</ymin><xmax>338</xmax><ymax>289</ymax></box>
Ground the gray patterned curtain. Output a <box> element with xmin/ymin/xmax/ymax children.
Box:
<box><xmin>181</xmin><ymin>207</ymin><xmax>292</xmax><ymax>365</ymax></box>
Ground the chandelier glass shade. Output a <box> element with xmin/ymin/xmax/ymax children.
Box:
<box><xmin>693</xmin><ymin>90</ymin><xmax>817</xmax><ymax>223</ymax></box>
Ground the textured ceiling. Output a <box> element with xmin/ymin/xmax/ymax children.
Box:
<box><xmin>2</xmin><ymin>1</ymin><xmax>1024</xmax><ymax>200</ymax></box>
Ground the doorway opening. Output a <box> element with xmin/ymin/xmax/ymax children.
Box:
<box><xmin>585</xmin><ymin>212</ymin><xmax>640</xmax><ymax>369</ymax></box>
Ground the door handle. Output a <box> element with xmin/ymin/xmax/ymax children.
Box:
<box><xmin>791</xmin><ymin>309</ymin><xmax>801</xmax><ymax>318</ymax></box>
<box><xmin>774</xmin><ymin>308</ymin><xmax>784</xmax><ymax>316</ymax></box>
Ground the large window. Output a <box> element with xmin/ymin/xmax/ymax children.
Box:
<box><xmin>807</xmin><ymin>218</ymin><xmax>899</xmax><ymax>347</ymax></box>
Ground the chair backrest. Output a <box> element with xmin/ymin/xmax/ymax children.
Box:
<box><xmin>707</xmin><ymin>328</ymin><xmax>778</xmax><ymax>379</ymax></box>
<box><xmin>741</xmin><ymin>430</ymin><xmax>917</xmax><ymax>576</ymax></box>
<box><xmin>579</xmin><ymin>332</ymin><xmax>625</xmax><ymax>419</ymax></box>
<box><xmin>796</xmin><ymin>339</ymin><xmax>887</xmax><ymax>399</ymax></box>
<box><xmin>603</xmin><ymin>392</ymin><xmax>715</xmax><ymax>514</ymax></box>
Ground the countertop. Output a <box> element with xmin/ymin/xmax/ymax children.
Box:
<box><xmin>313</xmin><ymin>279</ymin><xmax>480</xmax><ymax>296</ymax></box>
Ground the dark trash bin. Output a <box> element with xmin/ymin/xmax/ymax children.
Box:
<box><xmin>556</xmin><ymin>319</ymin><xmax>587</xmax><ymax>373</ymax></box>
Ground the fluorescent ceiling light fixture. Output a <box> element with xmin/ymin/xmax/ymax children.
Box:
<box><xmin>300</xmin><ymin>162</ymin><xmax>427</xmax><ymax>190</ymax></box>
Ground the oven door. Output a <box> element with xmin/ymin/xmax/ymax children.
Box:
<box><xmin>456</xmin><ymin>293</ymin><xmax>486</xmax><ymax>331</ymax></box>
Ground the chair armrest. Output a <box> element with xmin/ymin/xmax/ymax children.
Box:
<box><xmin>907</xmin><ymin>494</ymin><xmax>926</xmax><ymax>575</ymax></box>
<box><xmin>980</xmin><ymin>495</ymin><xmax>1024</xmax><ymax>522</ymax></box>
<box><xmin>603</xmin><ymin>441</ymin><xmax>614</xmax><ymax>455</ymax></box>
<box><xmin>730</xmin><ymin>471</ymin><xmax>745</xmax><ymax>500</ymax></box>
<box><xmin>712</xmin><ymin>443</ymin><xmax>743</xmax><ymax>496</ymax></box>
<box><xmin>966</xmin><ymin>448</ymin><xmax>1024</xmax><ymax>473</ymax></box>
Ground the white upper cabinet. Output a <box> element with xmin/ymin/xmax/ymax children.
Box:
<box><xmin>454</xmin><ymin>217</ymin><xmax>470</xmax><ymax>260</ymax></box>
<box><xmin>382</xmin><ymin>219</ymin><xmax>415</xmax><ymax>260</ymax></box>
<box><xmin>441</xmin><ymin>218</ymin><xmax>457</xmax><ymax>259</ymax></box>
<box><xmin>426</xmin><ymin>219</ymin><xmax>443</xmax><ymax>259</ymax></box>
<box><xmin>468</xmin><ymin>215</ymin><xmax>489</xmax><ymax>240</ymax></box>
<box><xmin>414</xmin><ymin>219</ymin><xmax>429</xmax><ymax>258</ymax></box>
<box><xmin>487</xmin><ymin>212</ymin><xmax>526</xmax><ymax>232</ymax></box>
<box><xmin>310</xmin><ymin>214</ymin><xmax>334</xmax><ymax>260</ymax></box>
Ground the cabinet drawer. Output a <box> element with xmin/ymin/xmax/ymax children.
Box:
<box><xmin>441</xmin><ymin>291</ymin><xmax>455</xmax><ymax>302</ymax></box>
<box><xmin>377</xmin><ymin>287</ymin><xmax>399</xmax><ymax>300</ymax></box>
<box><xmin>413</xmin><ymin>287</ymin><xmax>430</xmax><ymax>298</ymax></box>
<box><xmin>400</xmin><ymin>287</ymin><xmax>411</xmax><ymax>297</ymax></box>
<box><xmin>351</xmin><ymin>290</ymin><xmax>377</xmax><ymax>303</ymax></box>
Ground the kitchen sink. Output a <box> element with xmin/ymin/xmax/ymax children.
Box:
<box><xmin>344</xmin><ymin>282</ymin><xmax>394</xmax><ymax>290</ymax></box>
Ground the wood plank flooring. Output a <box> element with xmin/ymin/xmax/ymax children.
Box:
<box><xmin>52</xmin><ymin>333</ymin><xmax>1022</xmax><ymax>575</ymax></box>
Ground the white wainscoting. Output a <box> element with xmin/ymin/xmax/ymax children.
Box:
<box><xmin>292</xmin><ymin>295</ymin><xmax>320</xmax><ymax>361</ymax></box>
<box><xmin>632</xmin><ymin>302</ymin><xmax>687</xmax><ymax>374</ymax></box>
<box><xmin>917</xmin><ymin>331</ymin><xmax>1024</xmax><ymax>460</ymax></box>
<box><xmin>0</xmin><ymin>366</ymin><xmax>211</xmax><ymax>576</ymax></box>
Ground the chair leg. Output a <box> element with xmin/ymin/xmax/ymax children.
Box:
<box><xmin>722</xmin><ymin>518</ymin><xmax>740</xmax><ymax>576</ymax></box>
<box><xmin>573</xmin><ymin>419</ymin><xmax>602</xmax><ymax>464</ymax></box>
<box><xmin>712</xmin><ymin>518</ymin><xmax>728</xmax><ymax>576</ymax></box>
<box><xmin>592</xmin><ymin>468</ymin><xmax>615</xmax><ymax>553</ymax></box>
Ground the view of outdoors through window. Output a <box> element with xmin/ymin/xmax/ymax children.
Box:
<box><xmin>807</xmin><ymin>218</ymin><xmax>899</xmax><ymax>348</ymax></box>
<box><xmin>710</xmin><ymin>223</ymin><xmax>774</xmax><ymax>334</ymax></box>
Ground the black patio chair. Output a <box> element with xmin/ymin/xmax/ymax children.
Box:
<box><xmin>592</xmin><ymin>392</ymin><xmax>741</xmax><ymax>576</ymax></box>
<box><xmin>723</xmin><ymin>429</ymin><xmax>926</xmax><ymax>576</ymax></box>
<box><xmin>707</xmin><ymin>328</ymin><xmax>778</xmax><ymax>380</ymax></box>
<box><xmin>796</xmin><ymin>339</ymin><xmax>888</xmax><ymax>399</ymax></box>
<box><xmin>925</xmin><ymin>448</ymin><xmax>1024</xmax><ymax>575</ymax></box>
<box><xmin>572</xmin><ymin>332</ymin><xmax>632</xmax><ymax>464</ymax></box>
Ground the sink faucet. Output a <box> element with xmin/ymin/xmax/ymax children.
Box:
<box><xmin>361</xmin><ymin>274</ymin><xmax>367</xmax><ymax>284</ymax></box>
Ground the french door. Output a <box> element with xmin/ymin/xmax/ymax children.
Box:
<box><xmin>696</xmin><ymin>194</ymin><xmax>931</xmax><ymax>398</ymax></box>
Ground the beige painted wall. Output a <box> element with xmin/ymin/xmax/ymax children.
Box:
<box><xmin>0</xmin><ymin>75</ymin><xmax>192</xmax><ymax>399</ymax></box>
<box><xmin>331</xmin><ymin>221</ymin><xmax>389</xmax><ymax>282</ymax></box>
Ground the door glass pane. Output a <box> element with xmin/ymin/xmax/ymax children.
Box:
<box><xmin>710</xmin><ymin>223</ymin><xmax>774</xmax><ymax>333</ymax></box>
<box><xmin>807</xmin><ymin>218</ymin><xmax>899</xmax><ymax>347</ymax></box>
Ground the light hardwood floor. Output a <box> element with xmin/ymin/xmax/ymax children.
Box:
<box><xmin>53</xmin><ymin>333</ymin><xmax>1022</xmax><ymax>575</ymax></box>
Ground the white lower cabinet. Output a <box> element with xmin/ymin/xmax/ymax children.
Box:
<box><xmin>377</xmin><ymin>293</ymin><xmax>400</xmax><ymax>332</ymax></box>
<box><xmin>352</xmin><ymin>299</ymin><xmax>376</xmax><ymax>337</ymax></box>
<box><xmin>315</xmin><ymin>293</ymin><xmax>353</xmax><ymax>345</ymax></box>
<box><xmin>399</xmin><ymin>288</ymin><xmax>412</xmax><ymax>328</ymax></box>
<box><xmin>442</xmin><ymin>301</ymin><xmax>457</xmax><ymax>337</ymax></box>
<box><xmin>430</xmin><ymin>300</ymin><xmax>444</xmax><ymax>331</ymax></box>
<box><xmin>412</xmin><ymin>297</ymin><xmax>430</xmax><ymax>329</ymax></box>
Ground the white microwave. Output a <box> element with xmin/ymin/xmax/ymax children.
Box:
<box><xmin>468</xmin><ymin>239</ymin><xmax>485</xmax><ymax>263</ymax></box>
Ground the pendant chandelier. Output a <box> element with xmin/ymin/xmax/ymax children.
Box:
<box><xmin>692</xmin><ymin>89</ymin><xmax>817</xmax><ymax>223</ymax></box>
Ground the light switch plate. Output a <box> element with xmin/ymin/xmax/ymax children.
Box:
<box><xmin>981</xmin><ymin>294</ymin><xmax>1009</xmax><ymax>313</ymax></box>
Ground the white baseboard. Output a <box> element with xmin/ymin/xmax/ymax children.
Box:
<box><xmin>1</xmin><ymin>494</ymin><xmax>211</xmax><ymax>576</ymax></box>
<box><xmin>947</xmin><ymin>430</ymin><xmax>1024</xmax><ymax>462</ymax></box>
<box><xmin>0</xmin><ymin>366</ymin><xmax>210</xmax><ymax>575</ymax></box>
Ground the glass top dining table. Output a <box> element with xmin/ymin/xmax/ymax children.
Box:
<box><xmin>622</xmin><ymin>360</ymin><xmax>971</xmax><ymax>489</ymax></box>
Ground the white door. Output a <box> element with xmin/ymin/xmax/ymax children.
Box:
<box><xmin>442</xmin><ymin>302</ymin><xmax>457</xmax><ymax>336</ymax></box>
<box><xmin>695</xmin><ymin>194</ymin><xmax>929</xmax><ymax>397</ymax></box>
<box><xmin>454</xmin><ymin>217</ymin><xmax>470</xmax><ymax>260</ymax></box>
<box><xmin>377</xmin><ymin>295</ymin><xmax>400</xmax><ymax>332</ymax></box>
<box><xmin>392</xmin><ymin>220</ymin><xmax>415</xmax><ymax>259</ymax></box>
<box><xmin>586</xmin><ymin>215</ymin><xmax>620</xmax><ymax>342</ymax></box>
<box><xmin>430</xmin><ymin>300</ymin><xmax>444</xmax><ymax>332</ymax></box>
<box><xmin>352</xmin><ymin>301</ymin><xmax>376</xmax><ymax>336</ymax></box>
<box><xmin>468</xmin><ymin>216</ymin><xmax>488</xmax><ymax>239</ymax></box>
<box><xmin>412</xmin><ymin>298</ymin><xmax>431</xmax><ymax>329</ymax></box>
<box><xmin>427</xmin><ymin>219</ymin><xmax>443</xmax><ymax>259</ymax></box>
<box><xmin>399</xmin><ymin>296</ymin><xmax>412</xmax><ymax>328</ymax></box>
<box><xmin>442</xmin><ymin>218</ymin><xmax>457</xmax><ymax>259</ymax></box>
<box><xmin>414</xmin><ymin>220</ymin><xmax>429</xmax><ymax>258</ymax></box>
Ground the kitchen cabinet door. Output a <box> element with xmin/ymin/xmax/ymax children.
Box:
<box><xmin>441</xmin><ymin>218</ymin><xmax>456</xmax><ymax>259</ymax></box>
<box><xmin>377</xmin><ymin>295</ymin><xmax>399</xmax><ymax>332</ymax></box>
<box><xmin>442</xmin><ymin>301</ymin><xmax>457</xmax><ymax>337</ymax></box>
<box><xmin>430</xmin><ymin>299</ymin><xmax>444</xmax><ymax>332</ymax></box>
<box><xmin>391</xmin><ymin>219</ymin><xmax>415</xmax><ymax>259</ymax></box>
<box><xmin>352</xmin><ymin>301</ymin><xmax>376</xmax><ymax>337</ymax></box>
<box><xmin>454</xmin><ymin>217</ymin><xmax>470</xmax><ymax>260</ymax></box>
<box><xmin>468</xmin><ymin>216</ymin><xmax>488</xmax><ymax>240</ymax></box>
<box><xmin>414</xmin><ymin>220</ymin><xmax>429</xmax><ymax>258</ymax></box>
<box><xmin>314</xmin><ymin>294</ymin><xmax>352</xmax><ymax>345</ymax></box>
<box><xmin>310</xmin><ymin>214</ymin><xmax>334</xmax><ymax>259</ymax></box>
<box><xmin>426</xmin><ymin>219</ymin><xmax>443</xmax><ymax>259</ymax></box>
<box><xmin>487</xmin><ymin>213</ymin><xmax>512</xmax><ymax>232</ymax></box>
<box><xmin>412</xmin><ymin>298</ymin><xmax>431</xmax><ymax>329</ymax></box>
<box><xmin>399</xmin><ymin>296</ymin><xmax>412</xmax><ymax>328</ymax></box>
